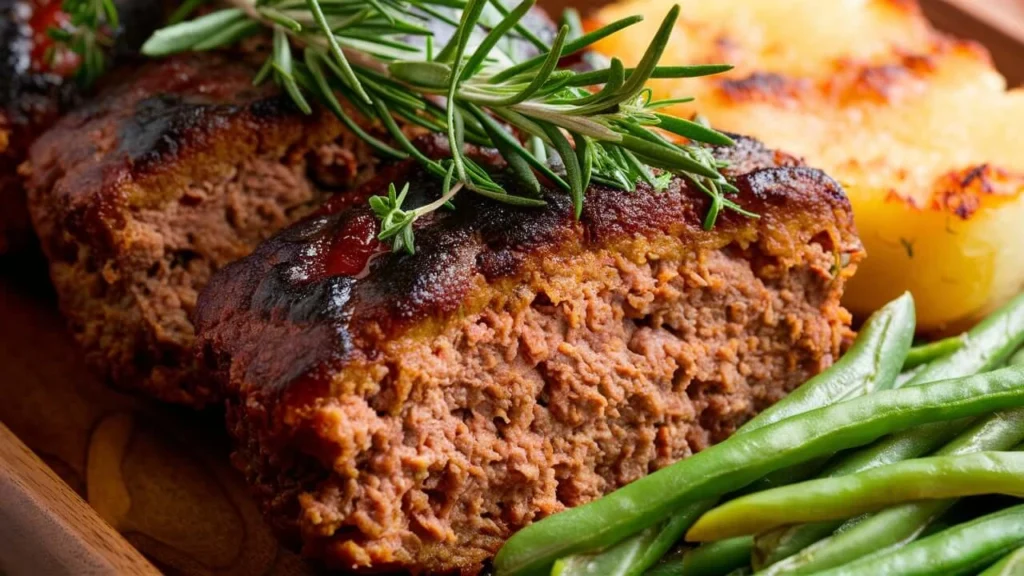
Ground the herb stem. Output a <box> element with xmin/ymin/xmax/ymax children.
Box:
<box><xmin>141</xmin><ymin>1</ymin><xmax>746</xmax><ymax>254</ymax></box>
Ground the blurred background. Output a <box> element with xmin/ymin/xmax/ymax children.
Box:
<box><xmin>539</xmin><ymin>0</ymin><xmax>1023</xmax><ymax>85</ymax></box>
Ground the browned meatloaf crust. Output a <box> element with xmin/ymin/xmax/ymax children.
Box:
<box><xmin>194</xmin><ymin>135</ymin><xmax>865</xmax><ymax>574</ymax></box>
<box><xmin>25</xmin><ymin>53</ymin><xmax>386</xmax><ymax>406</ymax></box>
<box><xmin>23</xmin><ymin>5</ymin><xmax>556</xmax><ymax>408</ymax></box>
<box><xmin>0</xmin><ymin>0</ymin><xmax>164</xmax><ymax>254</ymax></box>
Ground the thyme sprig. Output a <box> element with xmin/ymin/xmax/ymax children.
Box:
<box><xmin>46</xmin><ymin>0</ymin><xmax>120</xmax><ymax>85</ymax></box>
<box><xmin>142</xmin><ymin>0</ymin><xmax>750</xmax><ymax>254</ymax></box>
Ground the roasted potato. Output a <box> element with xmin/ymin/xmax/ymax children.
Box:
<box><xmin>592</xmin><ymin>0</ymin><xmax>1024</xmax><ymax>332</ymax></box>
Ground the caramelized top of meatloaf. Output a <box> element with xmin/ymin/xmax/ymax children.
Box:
<box><xmin>24</xmin><ymin>3</ymin><xmax>557</xmax><ymax>407</ymax></box>
<box><xmin>194</xmin><ymin>135</ymin><xmax>863</xmax><ymax>574</ymax></box>
<box><xmin>25</xmin><ymin>52</ymin><xmax>388</xmax><ymax>405</ymax></box>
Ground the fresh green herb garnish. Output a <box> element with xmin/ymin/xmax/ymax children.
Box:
<box><xmin>47</xmin><ymin>0</ymin><xmax>120</xmax><ymax>86</ymax></box>
<box><xmin>139</xmin><ymin>0</ymin><xmax>748</xmax><ymax>253</ymax></box>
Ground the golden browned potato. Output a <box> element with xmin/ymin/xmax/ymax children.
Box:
<box><xmin>592</xmin><ymin>0</ymin><xmax>1024</xmax><ymax>333</ymax></box>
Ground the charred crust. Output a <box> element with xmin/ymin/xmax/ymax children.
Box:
<box><xmin>930</xmin><ymin>164</ymin><xmax>1024</xmax><ymax>219</ymax></box>
<box><xmin>719</xmin><ymin>72</ymin><xmax>811</xmax><ymax>104</ymax></box>
<box><xmin>880</xmin><ymin>163</ymin><xmax>1024</xmax><ymax>219</ymax></box>
<box><xmin>195</xmin><ymin>135</ymin><xmax>863</xmax><ymax>573</ymax></box>
<box><xmin>21</xmin><ymin>0</ymin><xmax>557</xmax><ymax>259</ymax></box>
<box><xmin>25</xmin><ymin>3</ymin><xmax>562</xmax><ymax>406</ymax></box>
<box><xmin>715</xmin><ymin>38</ymin><xmax>987</xmax><ymax>107</ymax></box>
<box><xmin>28</xmin><ymin>54</ymin><xmax>295</xmax><ymax>252</ymax></box>
<box><xmin>24</xmin><ymin>53</ymin><xmax>379</xmax><ymax>405</ymax></box>
<box><xmin>194</xmin><ymin>135</ymin><xmax>858</xmax><ymax>398</ymax></box>
<box><xmin>120</xmin><ymin>95</ymin><xmax>243</xmax><ymax>173</ymax></box>
<box><xmin>734</xmin><ymin>166</ymin><xmax>847</xmax><ymax>204</ymax></box>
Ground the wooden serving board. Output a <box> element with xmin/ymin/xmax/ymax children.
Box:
<box><xmin>0</xmin><ymin>257</ymin><xmax>312</xmax><ymax>576</ymax></box>
<box><xmin>0</xmin><ymin>1</ymin><xmax>1021</xmax><ymax>575</ymax></box>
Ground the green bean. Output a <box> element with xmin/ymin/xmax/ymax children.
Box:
<box><xmin>902</xmin><ymin>335</ymin><xmax>965</xmax><ymax>370</ymax></box>
<box><xmin>548</xmin><ymin>294</ymin><xmax>916</xmax><ymax>576</ymax></box>
<box><xmin>676</xmin><ymin>537</ymin><xmax>752</xmax><ymax>576</ymax></box>
<box><xmin>753</xmin><ymin>292</ymin><xmax>1024</xmax><ymax>569</ymax></box>
<box><xmin>625</xmin><ymin>538</ymin><xmax>754</xmax><ymax>576</ymax></box>
<box><xmin>918</xmin><ymin>517</ymin><xmax>954</xmax><ymax>539</ymax></box>
<box><xmin>643</xmin><ymin>550</ymin><xmax>687</xmax><ymax>576</ymax></box>
<box><xmin>745</xmin><ymin>292</ymin><xmax>915</xmax><ymax>430</ymax></box>
<box><xmin>551</xmin><ymin>525</ymin><xmax>660</xmax><ymax>576</ymax></box>
<box><xmin>751</xmin><ymin>418</ymin><xmax>974</xmax><ymax>570</ymax></box>
<box><xmin>979</xmin><ymin>546</ymin><xmax>1024</xmax><ymax>576</ymax></box>
<box><xmin>492</xmin><ymin>366</ymin><xmax>1024</xmax><ymax>576</ymax></box>
<box><xmin>811</xmin><ymin>504</ymin><xmax>1024</xmax><ymax>576</ymax></box>
<box><xmin>751</xmin><ymin>419</ymin><xmax>969</xmax><ymax>569</ymax></box>
<box><xmin>757</xmin><ymin>406</ymin><xmax>1024</xmax><ymax>575</ymax></box>
<box><xmin>631</xmin><ymin>514</ymin><xmax>701</xmax><ymax>576</ymax></box>
<box><xmin>732</xmin><ymin>456</ymin><xmax>831</xmax><ymax>499</ymax></box>
<box><xmin>687</xmin><ymin>451</ymin><xmax>1024</xmax><ymax>541</ymax></box>
<box><xmin>675</xmin><ymin>458</ymin><xmax>830</xmax><ymax>574</ymax></box>
<box><xmin>552</xmin><ymin>513</ymin><xmax>701</xmax><ymax>576</ymax></box>
<box><xmin>893</xmin><ymin>365</ymin><xmax>924</xmax><ymax>387</ymax></box>
<box><xmin>908</xmin><ymin>292</ymin><xmax>1024</xmax><ymax>385</ymax></box>
<box><xmin>1011</xmin><ymin>347</ymin><xmax>1024</xmax><ymax>367</ymax></box>
<box><xmin>549</xmin><ymin>493</ymin><xmax>714</xmax><ymax>576</ymax></box>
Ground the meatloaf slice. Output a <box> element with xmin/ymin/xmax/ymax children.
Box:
<box><xmin>24</xmin><ymin>4</ymin><xmax>557</xmax><ymax>408</ymax></box>
<box><xmin>194</xmin><ymin>135</ymin><xmax>864</xmax><ymax>574</ymax></box>
<box><xmin>25</xmin><ymin>53</ymin><xmax>386</xmax><ymax>406</ymax></box>
<box><xmin>1</xmin><ymin>0</ymin><xmax>164</xmax><ymax>254</ymax></box>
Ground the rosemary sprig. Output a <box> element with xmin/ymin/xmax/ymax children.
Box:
<box><xmin>142</xmin><ymin>0</ymin><xmax>746</xmax><ymax>254</ymax></box>
<box><xmin>46</xmin><ymin>0</ymin><xmax>120</xmax><ymax>86</ymax></box>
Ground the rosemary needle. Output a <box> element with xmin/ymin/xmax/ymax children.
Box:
<box><xmin>136</xmin><ymin>0</ymin><xmax>743</xmax><ymax>253</ymax></box>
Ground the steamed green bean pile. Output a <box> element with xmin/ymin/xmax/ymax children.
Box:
<box><xmin>493</xmin><ymin>291</ymin><xmax>1024</xmax><ymax>576</ymax></box>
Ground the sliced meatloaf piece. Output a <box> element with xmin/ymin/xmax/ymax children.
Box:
<box><xmin>25</xmin><ymin>53</ymin><xmax>387</xmax><ymax>406</ymax></box>
<box><xmin>193</xmin><ymin>135</ymin><xmax>864</xmax><ymax>574</ymax></box>
<box><xmin>0</xmin><ymin>0</ymin><xmax>164</xmax><ymax>253</ymax></box>
<box><xmin>24</xmin><ymin>4</ymin><xmax>557</xmax><ymax>408</ymax></box>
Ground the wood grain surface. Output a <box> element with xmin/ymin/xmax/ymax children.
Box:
<box><xmin>0</xmin><ymin>1</ymin><xmax>1020</xmax><ymax>576</ymax></box>
<box><xmin>0</xmin><ymin>422</ymin><xmax>161</xmax><ymax>576</ymax></box>
<box><xmin>0</xmin><ymin>256</ymin><xmax>315</xmax><ymax>576</ymax></box>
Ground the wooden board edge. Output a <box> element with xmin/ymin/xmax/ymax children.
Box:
<box><xmin>922</xmin><ymin>0</ymin><xmax>1024</xmax><ymax>86</ymax></box>
<box><xmin>0</xmin><ymin>422</ymin><xmax>162</xmax><ymax>576</ymax></box>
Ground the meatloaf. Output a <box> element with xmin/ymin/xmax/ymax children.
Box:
<box><xmin>194</xmin><ymin>134</ymin><xmax>864</xmax><ymax>574</ymax></box>
<box><xmin>24</xmin><ymin>4</ymin><xmax>556</xmax><ymax>408</ymax></box>
<box><xmin>25</xmin><ymin>53</ymin><xmax>386</xmax><ymax>406</ymax></box>
<box><xmin>0</xmin><ymin>0</ymin><xmax>164</xmax><ymax>253</ymax></box>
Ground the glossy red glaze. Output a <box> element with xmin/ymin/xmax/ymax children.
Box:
<box><xmin>320</xmin><ymin>212</ymin><xmax>386</xmax><ymax>279</ymax></box>
<box><xmin>194</xmin><ymin>135</ymin><xmax>864</xmax><ymax>401</ymax></box>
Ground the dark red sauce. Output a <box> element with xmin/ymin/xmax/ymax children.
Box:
<box><xmin>324</xmin><ymin>212</ymin><xmax>385</xmax><ymax>277</ymax></box>
<box><xmin>305</xmin><ymin>211</ymin><xmax>387</xmax><ymax>281</ymax></box>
